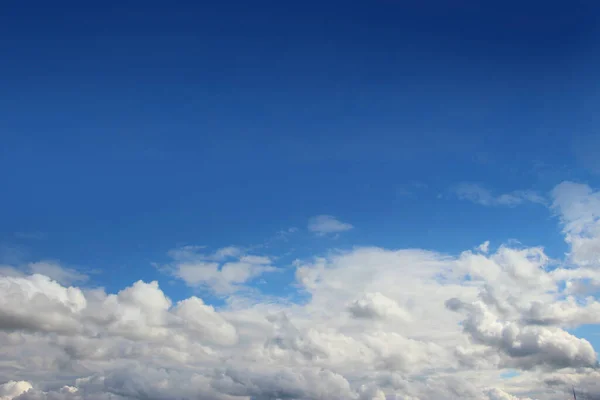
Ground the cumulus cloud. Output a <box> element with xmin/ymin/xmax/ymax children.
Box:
<box><xmin>447</xmin><ymin>297</ymin><xmax>597</xmax><ymax>370</ymax></box>
<box><xmin>2</xmin><ymin>181</ymin><xmax>600</xmax><ymax>400</ymax></box>
<box><xmin>164</xmin><ymin>246</ymin><xmax>277</xmax><ymax>294</ymax></box>
<box><xmin>454</xmin><ymin>183</ymin><xmax>546</xmax><ymax>207</ymax></box>
<box><xmin>0</xmin><ymin>244</ymin><xmax>595</xmax><ymax>400</ymax></box>
<box><xmin>0</xmin><ymin>274</ymin><xmax>86</xmax><ymax>334</ymax></box>
<box><xmin>347</xmin><ymin>292</ymin><xmax>411</xmax><ymax>321</ymax></box>
<box><xmin>307</xmin><ymin>215</ymin><xmax>353</xmax><ymax>236</ymax></box>
<box><xmin>485</xmin><ymin>387</ymin><xmax>534</xmax><ymax>400</ymax></box>
<box><xmin>0</xmin><ymin>381</ymin><xmax>32</xmax><ymax>400</ymax></box>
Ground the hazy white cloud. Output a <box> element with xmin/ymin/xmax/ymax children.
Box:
<box><xmin>1</xmin><ymin>181</ymin><xmax>600</xmax><ymax>400</ymax></box>
<box><xmin>166</xmin><ymin>246</ymin><xmax>277</xmax><ymax>294</ymax></box>
<box><xmin>0</xmin><ymin>261</ymin><xmax>87</xmax><ymax>286</ymax></box>
<box><xmin>477</xmin><ymin>241</ymin><xmax>491</xmax><ymax>253</ymax></box>
<box><xmin>552</xmin><ymin>181</ymin><xmax>600</xmax><ymax>267</ymax></box>
<box><xmin>27</xmin><ymin>262</ymin><xmax>87</xmax><ymax>285</ymax></box>
<box><xmin>308</xmin><ymin>215</ymin><xmax>354</xmax><ymax>236</ymax></box>
<box><xmin>454</xmin><ymin>183</ymin><xmax>546</xmax><ymax>207</ymax></box>
<box><xmin>0</xmin><ymin>266</ymin><xmax>23</xmax><ymax>278</ymax></box>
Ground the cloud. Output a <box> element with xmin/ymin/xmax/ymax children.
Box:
<box><xmin>27</xmin><ymin>262</ymin><xmax>87</xmax><ymax>285</ymax></box>
<box><xmin>0</xmin><ymin>241</ymin><xmax>598</xmax><ymax>399</ymax></box>
<box><xmin>0</xmin><ymin>381</ymin><xmax>32</xmax><ymax>400</ymax></box>
<box><xmin>307</xmin><ymin>215</ymin><xmax>353</xmax><ymax>236</ymax></box>
<box><xmin>446</xmin><ymin>296</ymin><xmax>597</xmax><ymax>370</ymax></box>
<box><xmin>485</xmin><ymin>388</ymin><xmax>534</xmax><ymax>400</ymax></box>
<box><xmin>3</xmin><ymin>181</ymin><xmax>600</xmax><ymax>399</ymax></box>
<box><xmin>0</xmin><ymin>274</ymin><xmax>86</xmax><ymax>334</ymax></box>
<box><xmin>164</xmin><ymin>246</ymin><xmax>277</xmax><ymax>294</ymax></box>
<box><xmin>552</xmin><ymin>181</ymin><xmax>600</xmax><ymax>267</ymax></box>
<box><xmin>0</xmin><ymin>266</ymin><xmax>23</xmax><ymax>278</ymax></box>
<box><xmin>477</xmin><ymin>241</ymin><xmax>491</xmax><ymax>253</ymax></box>
<box><xmin>454</xmin><ymin>183</ymin><xmax>546</xmax><ymax>207</ymax></box>
<box><xmin>347</xmin><ymin>292</ymin><xmax>412</xmax><ymax>321</ymax></box>
<box><xmin>0</xmin><ymin>261</ymin><xmax>87</xmax><ymax>286</ymax></box>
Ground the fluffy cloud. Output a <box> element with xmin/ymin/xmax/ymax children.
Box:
<box><xmin>485</xmin><ymin>388</ymin><xmax>534</xmax><ymax>400</ymax></box>
<box><xmin>0</xmin><ymin>246</ymin><xmax>594</xmax><ymax>399</ymax></box>
<box><xmin>164</xmin><ymin>246</ymin><xmax>277</xmax><ymax>294</ymax></box>
<box><xmin>347</xmin><ymin>292</ymin><xmax>412</xmax><ymax>321</ymax></box>
<box><xmin>0</xmin><ymin>381</ymin><xmax>32</xmax><ymax>400</ymax></box>
<box><xmin>1</xmin><ymin>182</ymin><xmax>600</xmax><ymax>400</ymax></box>
<box><xmin>454</xmin><ymin>183</ymin><xmax>546</xmax><ymax>207</ymax></box>
<box><xmin>0</xmin><ymin>274</ymin><xmax>86</xmax><ymax>334</ymax></box>
<box><xmin>307</xmin><ymin>215</ymin><xmax>354</xmax><ymax>236</ymax></box>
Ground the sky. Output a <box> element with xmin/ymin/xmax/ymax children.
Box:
<box><xmin>1</xmin><ymin>1</ymin><xmax>600</xmax><ymax>399</ymax></box>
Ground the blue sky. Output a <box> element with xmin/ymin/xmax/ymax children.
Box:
<box><xmin>2</xmin><ymin>0</ymin><xmax>598</xmax><ymax>292</ymax></box>
<box><xmin>1</xmin><ymin>2</ymin><xmax>600</xmax><ymax>399</ymax></box>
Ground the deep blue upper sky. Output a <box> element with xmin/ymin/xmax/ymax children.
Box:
<box><xmin>1</xmin><ymin>1</ymin><xmax>599</xmax><ymax>297</ymax></box>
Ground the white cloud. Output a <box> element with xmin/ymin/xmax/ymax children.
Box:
<box><xmin>166</xmin><ymin>246</ymin><xmax>277</xmax><ymax>294</ymax></box>
<box><xmin>477</xmin><ymin>241</ymin><xmax>491</xmax><ymax>253</ymax></box>
<box><xmin>27</xmin><ymin>262</ymin><xmax>87</xmax><ymax>285</ymax></box>
<box><xmin>552</xmin><ymin>181</ymin><xmax>600</xmax><ymax>267</ymax></box>
<box><xmin>3</xmin><ymin>181</ymin><xmax>600</xmax><ymax>399</ymax></box>
<box><xmin>0</xmin><ymin>261</ymin><xmax>87</xmax><ymax>286</ymax></box>
<box><xmin>212</xmin><ymin>246</ymin><xmax>243</xmax><ymax>261</ymax></box>
<box><xmin>0</xmin><ymin>242</ymin><xmax>598</xmax><ymax>399</ymax></box>
<box><xmin>454</xmin><ymin>183</ymin><xmax>546</xmax><ymax>207</ymax></box>
<box><xmin>485</xmin><ymin>387</ymin><xmax>534</xmax><ymax>400</ymax></box>
<box><xmin>347</xmin><ymin>292</ymin><xmax>412</xmax><ymax>321</ymax></box>
<box><xmin>0</xmin><ymin>274</ymin><xmax>87</xmax><ymax>334</ymax></box>
<box><xmin>0</xmin><ymin>381</ymin><xmax>32</xmax><ymax>400</ymax></box>
<box><xmin>307</xmin><ymin>215</ymin><xmax>354</xmax><ymax>236</ymax></box>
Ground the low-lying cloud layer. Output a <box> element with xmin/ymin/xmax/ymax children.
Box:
<box><xmin>1</xmin><ymin>182</ymin><xmax>600</xmax><ymax>400</ymax></box>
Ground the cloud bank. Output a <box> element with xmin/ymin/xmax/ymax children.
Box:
<box><xmin>0</xmin><ymin>182</ymin><xmax>599</xmax><ymax>400</ymax></box>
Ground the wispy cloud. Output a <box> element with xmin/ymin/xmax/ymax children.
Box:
<box><xmin>307</xmin><ymin>215</ymin><xmax>353</xmax><ymax>236</ymax></box>
<box><xmin>552</xmin><ymin>181</ymin><xmax>600</xmax><ymax>267</ymax></box>
<box><xmin>27</xmin><ymin>261</ymin><xmax>88</xmax><ymax>285</ymax></box>
<box><xmin>0</xmin><ymin>260</ymin><xmax>88</xmax><ymax>285</ymax></box>
<box><xmin>453</xmin><ymin>183</ymin><xmax>546</xmax><ymax>207</ymax></box>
